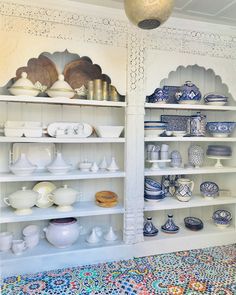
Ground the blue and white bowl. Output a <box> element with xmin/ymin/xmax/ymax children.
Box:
<box><xmin>200</xmin><ymin>181</ymin><xmax>219</xmax><ymax>199</ymax></box>
<box><xmin>212</xmin><ymin>209</ymin><xmax>232</xmax><ymax>228</ymax></box>
<box><xmin>144</xmin><ymin>193</ymin><xmax>165</xmax><ymax>202</ymax></box>
<box><xmin>204</xmin><ymin>93</ymin><xmax>228</xmax><ymax>106</ymax></box>
<box><xmin>145</xmin><ymin>178</ymin><xmax>162</xmax><ymax>190</ymax></box>
<box><xmin>206</xmin><ymin>122</ymin><xmax>236</xmax><ymax>138</ymax></box>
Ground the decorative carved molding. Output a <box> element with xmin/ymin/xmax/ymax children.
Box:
<box><xmin>146</xmin><ymin>27</ymin><xmax>236</xmax><ymax>60</ymax></box>
<box><xmin>1</xmin><ymin>1</ymin><xmax>236</xmax><ymax>60</ymax></box>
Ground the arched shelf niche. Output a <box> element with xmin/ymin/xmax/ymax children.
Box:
<box><xmin>0</xmin><ymin>50</ymin><xmax>125</xmax><ymax>100</ymax></box>
<box><xmin>158</xmin><ymin>64</ymin><xmax>235</xmax><ymax>105</ymax></box>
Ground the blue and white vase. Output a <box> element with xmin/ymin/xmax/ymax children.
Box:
<box><xmin>175</xmin><ymin>178</ymin><xmax>194</xmax><ymax>202</ymax></box>
<box><xmin>188</xmin><ymin>145</ymin><xmax>204</xmax><ymax>168</ymax></box>
<box><xmin>161</xmin><ymin>214</ymin><xmax>179</xmax><ymax>234</ymax></box>
<box><xmin>143</xmin><ymin>217</ymin><xmax>158</xmax><ymax>236</ymax></box>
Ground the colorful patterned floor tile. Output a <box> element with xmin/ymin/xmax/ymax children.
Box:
<box><xmin>1</xmin><ymin>244</ymin><xmax>236</xmax><ymax>295</ymax></box>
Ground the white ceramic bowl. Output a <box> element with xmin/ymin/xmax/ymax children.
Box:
<box><xmin>46</xmin><ymin>89</ymin><xmax>75</xmax><ymax>99</ymax></box>
<box><xmin>95</xmin><ymin>126</ymin><xmax>124</xmax><ymax>138</ymax></box>
<box><xmin>8</xmin><ymin>87</ymin><xmax>40</xmax><ymax>97</ymax></box>
<box><xmin>9</xmin><ymin>166</ymin><xmax>36</xmax><ymax>176</ymax></box>
<box><xmin>79</xmin><ymin>162</ymin><xmax>92</xmax><ymax>171</ymax></box>
<box><xmin>47</xmin><ymin>166</ymin><xmax>71</xmax><ymax>175</ymax></box>
<box><xmin>145</xmin><ymin>129</ymin><xmax>165</xmax><ymax>137</ymax></box>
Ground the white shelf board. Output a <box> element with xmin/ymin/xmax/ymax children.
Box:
<box><xmin>0</xmin><ymin>170</ymin><xmax>126</xmax><ymax>182</ymax></box>
<box><xmin>0</xmin><ymin>202</ymin><xmax>124</xmax><ymax>223</ymax></box>
<box><xmin>145</xmin><ymin>166</ymin><xmax>236</xmax><ymax>176</ymax></box>
<box><xmin>145</xmin><ymin>102</ymin><xmax>236</xmax><ymax>111</ymax></box>
<box><xmin>0</xmin><ymin>231</ymin><xmax>123</xmax><ymax>262</ymax></box>
<box><xmin>0</xmin><ymin>136</ymin><xmax>125</xmax><ymax>143</ymax></box>
<box><xmin>144</xmin><ymin>195</ymin><xmax>236</xmax><ymax>212</ymax></box>
<box><xmin>143</xmin><ymin>221</ymin><xmax>235</xmax><ymax>242</ymax></box>
<box><xmin>145</xmin><ymin>137</ymin><xmax>236</xmax><ymax>142</ymax></box>
<box><xmin>0</xmin><ymin>95</ymin><xmax>126</xmax><ymax>107</ymax></box>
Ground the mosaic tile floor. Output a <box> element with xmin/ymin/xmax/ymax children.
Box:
<box><xmin>1</xmin><ymin>244</ymin><xmax>236</xmax><ymax>295</ymax></box>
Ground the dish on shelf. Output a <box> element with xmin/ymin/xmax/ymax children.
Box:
<box><xmin>4</xmin><ymin>121</ymin><xmax>43</xmax><ymax>138</ymax></box>
<box><xmin>47</xmin><ymin>152</ymin><xmax>71</xmax><ymax>175</ymax></box>
<box><xmin>4</xmin><ymin>187</ymin><xmax>39</xmax><ymax>215</ymax></box>
<box><xmin>206</xmin><ymin>122</ymin><xmax>236</xmax><ymax>138</ymax></box>
<box><xmin>175</xmin><ymin>81</ymin><xmax>202</xmax><ymax>104</ymax></box>
<box><xmin>78</xmin><ymin>161</ymin><xmax>92</xmax><ymax>172</ymax></box>
<box><xmin>33</xmin><ymin>182</ymin><xmax>56</xmax><ymax>208</ymax></box>
<box><xmin>145</xmin><ymin>178</ymin><xmax>162</xmax><ymax>190</ymax></box>
<box><xmin>172</xmin><ymin>131</ymin><xmax>187</xmax><ymax>137</ymax></box>
<box><xmin>161</xmin><ymin>115</ymin><xmax>190</xmax><ymax>132</ymax></box>
<box><xmin>161</xmin><ymin>214</ymin><xmax>179</xmax><ymax>234</ymax></box>
<box><xmin>50</xmin><ymin>185</ymin><xmax>79</xmax><ymax>212</ymax></box>
<box><xmin>47</xmin><ymin>122</ymin><xmax>93</xmax><ymax>138</ymax></box>
<box><xmin>8</xmin><ymin>72</ymin><xmax>43</xmax><ymax>97</ymax></box>
<box><xmin>95</xmin><ymin>126</ymin><xmax>124</xmax><ymax>138</ymax></box>
<box><xmin>200</xmin><ymin>181</ymin><xmax>219</xmax><ymax>199</ymax></box>
<box><xmin>212</xmin><ymin>209</ymin><xmax>232</xmax><ymax>228</ymax></box>
<box><xmin>146</xmin><ymin>87</ymin><xmax>168</xmax><ymax>104</ymax></box>
<box><xmin>9</xmin><ymin>153</ymin><xmax>37</xmax><ymax>176</ymax></box>
<box><xmin>46</xmin><ymin>74</ymin><xmax>75</xmax><ymax>99</ymax></box>
<box><xmin>12</xmin><ymin>143</ymin><xmax>56</xmax><ymax>171</ymax></box>
<box><xmin>162</xmin><ymin>85</ymin><xmax>180</xmax><ymax>104</ymax></box>
<box><xmin>204</xmin><ymin>93</ymin><xmax>228</xmax><ymax>106</ymax></box>
<box><xmin>184</xmin><ymin>217</ymin><xmax>203</xmax><ymax>231</ymax></box>
<box><xmin>144</xmin><ymin>193</ymin><xmax>165</xmax><ymax>202</ymax></box>
<box><xmin>143</xmin><ymin>217</ymin><xmax>158</xmax><ymax>236</ymax></box>
<box><xmin>95</xmin><ymin>191</ymin><xmax>118</xmax><ymax>208</ymax></box>
<box><xmin>146</xmin><ymin>159</ymin><xmax>171</xmax><ymax>170</ymax></box>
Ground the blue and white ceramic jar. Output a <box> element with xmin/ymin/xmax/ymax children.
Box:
<box><xmin>143</xmin><ymin>217</ymin><xmax>158</xmax><ymax>236</ymax></box>
<box><xmin>188</xmin><ymin>145</ymin><xmax>204</xmax><ymax>168</ymax></box>
<box><xmin>175</xmin><ymin>81</ymin><xmax>201</xmax><ymax>104</ymax></box>
<box><xmin>161</xmin><ymin>214</ymin><xmax>179</xmax><ymax>234</ymax></box>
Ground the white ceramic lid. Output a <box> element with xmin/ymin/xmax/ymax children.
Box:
<box><xmin>53</xmin><ymin>184</ymin><xmax>77</xmax><ymax>197</ymax></box>
<box><xmin>9</xmin><ymin>186</ymin><xmax>39</xmax><ymax>200</ymax></box>
<box><xmin>11</xmin><ymin>72</ymin><xmax>35</xmax><ymax>89</ymax></box>
<box><xmin>10</xmin><ymin>153</ymin><xmax>36</xmax><ymax>169</ymax></box>
<box><xmin>49</xmin><ymin>74</ymin><xmax>73</xmax><ymax>92</ymax></box>
<box><xmin>48</xmin><ymin>152</ymin><xmax>70</xmax><ymax>169</ymax></box>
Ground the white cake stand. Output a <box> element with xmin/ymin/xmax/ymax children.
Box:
<box><xmin>146</xmin><ymin>159</ymin><xmax>171</xmax><ymax>170</ymax></box>
<box><xmin>207</xmin><ymin>156</ymin><xmax>232</xmax><ymax>168</ymax></box>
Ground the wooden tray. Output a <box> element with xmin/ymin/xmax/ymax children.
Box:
<box><xmin>63</xmin><ymin>56</ymin><xmax>111</xmax><ymax>89</ymax></box>
<box><xmin>15</xmin><ymin>55</ymin><xmax>58</xmax><ymax>88</ymax></box>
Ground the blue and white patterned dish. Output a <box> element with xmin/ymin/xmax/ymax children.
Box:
<box><xmin>161</xmin><ymin>214</ymin><xmax>179</xmax><ymax>234</ymax></box>
<box><xmin>213</xmin><ymin>209</ymin><xmax>232</xmax><ymax>220</ymax></box>
<box><xmin>175</xmin><ymin>81</ymin><xmax>202</xmax><ymax>104</ymax></box>
<box><xmin>146</xmin><ymin>88</ymin><xmax>169</xmax><ymax>104</ymax></box>
<box><xmin>162</xmin><ymin>85</ymin><xmax>180</xmax><ymax>103</ymax></box>
<box><xmin>161</xmin><ymin>115</ymin><xmax>190</xmax><ymax>132</ymax></box>
<box><xmin>200</xmin><ymin>181</ymin><xmax>219</xmax><ymax>199</ymax></box>
<box><xmin>143</xmin><ymin>217</ymin><xmax>159</xmax><ymax>236</ymax></box>
<box><xmin>212</xmin><ymin>209</ymin><xmax>232</xmax><ymax>224</ymax></box>
<box><xmin>206</xmin><ymin>122</ymin><xmax>236</xmax><ymax>137</ymax></box>
<box><xmin>184</xmin><ymin>217</ymin><xmax>203</xmax><ymax>231</ymax></box>
<box><xmin>145</xmin><ymin>178</ymin><xmax>162</xmax><ymax>190</ymax></box>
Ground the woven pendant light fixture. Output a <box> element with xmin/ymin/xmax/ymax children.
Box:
<box><xmin>124</xmin><ymin>0</ymin><xmax>174</xmax><ymax>30</ymax></box>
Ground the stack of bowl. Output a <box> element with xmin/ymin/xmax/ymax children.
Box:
<box><xmin>206</xmin><ymin>145</ymin><xmax>232</xmax><ymax>157</ymax></box>
<box><xmin>144</xmin><ymin>121</ymin><xmax>167</xmax><ymax>137</ymax></box>
<box><xmin>144</xmin><ymin>178</ymin><xmax>165</xmax><ymax>202</ymax></box>
<box><xmin>204</xmin><ymin>93</ymin><xmax>228</xmax><ymax>106</ymax></box>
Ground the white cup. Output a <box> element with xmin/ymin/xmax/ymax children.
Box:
<box><xmin>12</xmin><ymin>239</ymin><xmax>26</xmax><ymax>255</ymax></box>
<box><xmin>24</xmin><ymin>234</ymin><xmax>39</xmax><ymax>249</ymax></box>
<box><xmin>0</xmin><ymin>232</ymin><xmax>13</xmax><ymax>252</ymax></box>
<box><xmin>160</xmin><ymin>151</ymin><xmax>169</xmax><ymax>160</ymax></box>
<box><xmin>150</xmin><ymin>151</ymin><xmax>159</xmax><ymax>160</ymax></box>
<box><xmin>161</xmin><ymin>144</ymin><xmax>169</xmax><ymax>152</ymax></box>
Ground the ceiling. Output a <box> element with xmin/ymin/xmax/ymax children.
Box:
<box><xmin>70</xmin><ymin>0</ymin><xmax>236</xmax><ymax>27</ymax></box>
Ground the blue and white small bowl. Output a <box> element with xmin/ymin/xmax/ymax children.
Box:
<box><xmin>212</xmin><ymin>209</ymin><xmax>232</xmax><ymax>228</ymax></box>
<box><xmin>206</xmin><ymin>122</ymin><xmax>236</xmax><ymax>138</ymax></box>
<box><xmin>145</xmin><ymin>178</ymin><xmax>162</xmax><ymax>190</ymax></box>
<box><xmin>200</xmin><ymin>181</ymin><xmax>219</xmax><ymax>199</ymax></box>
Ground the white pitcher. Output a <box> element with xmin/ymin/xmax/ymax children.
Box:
<box><xmin>175</xmin><ymin>178</ymin><xmax>194</xmax><ymax>202</ymax></box>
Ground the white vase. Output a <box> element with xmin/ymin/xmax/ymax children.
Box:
<box><xmin>86</xmin><ymin>228</ymin><xmax>100</xmax><ymax>244</ymax></box>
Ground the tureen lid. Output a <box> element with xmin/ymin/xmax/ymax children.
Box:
<box><xmin>53</xmin><ymin>184</ymin><xmax>77</xmax><ymax>196</ymax></box>
<box><xmin>10</xmin><ymin>153</ymin><xmax>36</xmax><ymax>169</ymax></box>
<box><xmin>49</xmin><ymin>74</ymin><xmax>73</xmax><ymax>92</ymax></box>
<box><xmin>47</xmin><ymin>152</ymin><xmax>70</xmax><ymax>169</ymax></box>
<box><xmin>9</xmin><ymin>186</ymin><xmax>38</xmax><ymax>199</ymax></box>
<box><xmin>11</xmin><ymin>72</ymin><xmax>36</xmax><ymax>89</ymax></box>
